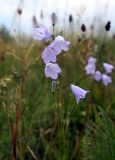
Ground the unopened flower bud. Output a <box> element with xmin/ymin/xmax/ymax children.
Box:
<box><xmin>51</xmin><ymin>81</ymin><xmax>57</xmax><ymax>93</ymax></box>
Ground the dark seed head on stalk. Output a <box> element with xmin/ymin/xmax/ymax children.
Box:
<box><xmin>40</xmin><ymin>10</ymin><xmax>44</xmax><ymax>19</ymax></box>
<box><xmin>17</xmin><ymin>8</ymin><xmax>22</xmax><ymax>15</ymax></box>
<box><xmin>69</xmin><ymin>14</ymin><xmax>73</xmax><ymax>23</ymax></box>
<box><xmin>51</xmin><ymin>12</ymin><xmax>57</xmax><ymax>26</ymax></box>
<box><xmin>90</xmin><ymin>24</ymin><xmax>94</xmax><ymax>30</ymax></box>
<box><xmin>105</xmin><ymin>21</ymin><xmax>111</xmax><ymax>31</ymax></box>
<box><xmin>78</xmin><ymin>38</ymin><xmax>81</xmax><ymax>43</ymax></box>
<box><xmin>32</xmin><ymin>15</ymin><xmax>38</xmax><ymax>27</ymax></box>
<box><xmin>81</xmin><ymin>24</ymin><xmax>86</xmax><ymax>32</ymax></box>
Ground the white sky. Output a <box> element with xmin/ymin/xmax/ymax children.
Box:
<box><xmin>0</xmin><ymin>0</ymin><xmax>115</xmax><ymax>34</ymax></box>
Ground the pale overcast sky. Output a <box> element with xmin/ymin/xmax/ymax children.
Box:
<box><xmin>0</xmin><ymin>0</ymin><xmax>115</xmax><ymax>34</ymax></box>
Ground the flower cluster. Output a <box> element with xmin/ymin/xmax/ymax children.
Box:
<box><xmin>33</xmin><ymin>25</ymin><xmax>89</xmax><ymax>103</ymax></box>
<box><xmin>33</xmin><ymin>25</ymin><xmax>70</xmax><ymax>79</ymax></box>
<box><xmin>85</xmin><ymin>56</ymin><xmax>114</xmax><ymax>86</ymax></box>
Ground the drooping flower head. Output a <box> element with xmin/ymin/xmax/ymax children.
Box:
<box><xmin>87</xmin><ymin>57</ymin><xmax>96</xmax><ymax>64</ymax></box>
<box><xmin>71</xmin><ymin>84</ymin><xmax>89</xmax><ymax>104</ymax></box>
<box><xmin>41</xmin><ymin>36</ymin><xmax>70</xmax><ymax>64</ymax></box>
<box><xmin>33</xmin><ymin>25</ymin><xmax>51</xmax><ymax>41</ymax></box>
<box><xmin>103</xmin><ymin>63</ymin><xmax>114</xmax><ymax>73</ymax></box>
<box><xmin>45</xmin><ymin>63</ymin><xmax>61</xmax><ymax>79</ymax></box>
<box><xmin>41</xmin><ymin>45</ymin><xmax>57</xmax><ymax>64</ymax></box>
<box><xmin>94</xmin><ymin>71</ymin><xmax>102</xmax><ymax>82</ymax></box>
<box><xmin>102</xmin><ymin>74</ymin><xmax>112</xmax><ymax>86</ymax></box>
<box><xmin>85</xmin><ymin>57</ymin><xmax>96</xmax><ymax>75</ymax></box>
<box><xmin>51</xmin><ymin>36</ymin><xmax>70</xmax><ymax>55</ymax></box>
<box><xmin>85</xmin><ymin>63</ymin><xmax>96</xmax><ymax>75</ymax></box>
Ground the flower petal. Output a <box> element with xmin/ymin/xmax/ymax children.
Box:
<box><xmin>44</xmin><ymin>63</ymin><xmax>61</xmax><ymax>79</ymax></box>
<box><xmin>94</xmin><ymin>71</ymin><xmax>102</xmax><ymax>81</ymax></box>
<box><xmin>33</xmin><ymin>25</ymin><xmax>51</xmax><ymax>41</ymax></box>
<box><xmin>71</xmin><ymin>84</ymin><xmax>89</xmax><ymax>103</ymax></box>
<box><xmin>42</xmin><ymin>46</ymin><xmax>56</xmax><ymax>64</ymax></box>
<box><xmin>103</xmin><ymin>63</ymin><xmax>114</xmax><ymax>73</ymax></box>
<box><xmin>102</xmin><ymin>74</ymin><xmax>112</xmax><ymax>86</ymax></box>
<box><xmin>85</xmin><ymin>63</ymin><xmax>96</xmax><ymax>75</ymax></box>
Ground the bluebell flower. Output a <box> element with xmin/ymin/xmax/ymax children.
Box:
<box><xmin>94</xmin><ymin>71</ymin><xmax>102</xmax><ymax>81</ymax></box>
<box><xmin>71</xmin><ymin>84</ymin><xmax>89</xmax><ymax>104</ymax></box>
<box><xmin>45</xmin><ymin>63</ymin><xmax>61</xmax><ymax>79</ymax></box>
<box><xmin>102</xmin><ymin>74</ymin><xmax>112</xmax><ymax>86</ymax></box>
<box><xmin>85</xmin><ymin>57</ymin><xmax>96</xmax><ymax>75</ymax></box>
<box><xmin>87</xmin><ymin>57</ymin><xmax>96</xmax><ymax>64</ymax></box>
<box><xmin>85</xmin><ymin>63</ymin><xmax>96</xmax><ymax>75</ymax></box>
<box><xmin>51</xmin><ymin>36</ymin><xmax>70</xmax><ymax>55</ymax></box>
<box><xmin>41</xmin><ymin>36</ymin><xmax>70</xmax><ymax>64</ymax></box>
<box><xmin>41</xmin><ymin>45</ymin><xmax>57</xmax><ymax>64</ymax></box>
<box><xmin>33</xmin><ymin>25</ymin><xmax>51</xmax><ymax>41</ymax></box>
<box><xmin>103</xmin><ymin>63</ymin><xmax>114</xmax><ymax>73</ymax></box>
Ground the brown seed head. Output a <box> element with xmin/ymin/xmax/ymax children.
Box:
<box><xmin>81</xmin><ymin>24</ymin><xmax>86</xmax><ymax>32</ymax></box>
<box><xmin>69</xmin><ymin>14</ymin><xmax>73</xmax><ymax>23</ymax></box>
<box><xmin>17</xmin><ymin>8</ymin><xmax>22</xmax><ymax>15</ymax></box>
<box><xmin>105</xmin><ymin>21</ymin><xmax>111</xmax><ymax>31</ymax></box>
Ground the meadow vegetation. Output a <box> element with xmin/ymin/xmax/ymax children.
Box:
<box><xmin>0</xmin><ymin>22</ymin><xmax>115</xmax><ymax>160</ymax></box>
